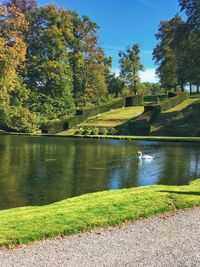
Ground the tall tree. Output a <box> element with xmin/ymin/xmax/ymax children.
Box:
<box><xmin>119</xmin><ymin>44</ymin><xmax>144</xmax><ymax>94</ymax></box>
<box><xmin>153</xmin><ymin>16</ymin><xmax>184</xmax><ymax>91</ymax></box>
<box><xmin>69</xmin><ymin>12</ymin><xmax>109</xmax><ymax>107</ymax></box>
<box><xmin>179</xmin><ymin>0</ymin><xmax>200</xmax><ymax>30</ymax></box>
<box><xmin>178</xmin><ymin>0</ymin><xmax>200</xmax><ymax>92</ymax></box>
<box><xmin>0</xmin><ymin>4</ymin><xmax>28</xmax><ymax>104</ymax></box>
<box><xmin>4</xmin><ymin>0</ymin><xmax>37</xmax><ymax>14</ymax></box>
<box><xmin>25</xmin><ymin>4</ymin><xmax>75</xmax><ymax>118</ymax></box>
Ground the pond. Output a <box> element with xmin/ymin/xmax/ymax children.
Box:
<box><xmin>0</xmin><ymin>135</ymin><xmax>200</xmax><ymax>210</ymax></box>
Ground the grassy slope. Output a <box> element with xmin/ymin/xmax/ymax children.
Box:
<box><xmin>58</xmin><ymin>106</ymin><xmax>144</xmax><ymax>135</ymax></box>
<box><xmin>0</xmin><ymin>179</ymin><xmax>199</xmax><ymax>248</ymax></box>
<box><xmin>151</xmin><ymin>98</ymin><xmax>200</xmax><ymax>135</ymax></box>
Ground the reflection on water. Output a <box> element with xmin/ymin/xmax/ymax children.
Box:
<box><xmin>0</xmin><ymin>135</ymin><xmax>200</xmax><ymax>210</ymax></box>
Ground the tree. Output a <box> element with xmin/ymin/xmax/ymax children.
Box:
<box><xmin>179</xmin><ymin>0</ymin><xmax>200</xmax><ymax>30</ymax></box>
<box><xmin>4</xmin><ymin>0</ymin><xmax>37</xmax><ymax>14</ymax></box>
<box><xmin>107</xmin><ymin>74</ymin><xmax>125</xmax><ymax>98</ymax></box>
<box><xmin>153</xmin><ymin>16</ymin><xmax>184</xmax><ymax>91</ymax></box>
<box><xmin>138</xmin><ymin>82</ymin><xmax>164</xmax><ymax>95</ymax></box>
<box><xmin>25</xmin><ymin>5</ymin><xmax>75</xmax><ymax>118</ymax></box>
<box><xmin>0</xmin><ymin>4</ymin><xmax>28</xmax><ymax>104</ymax></box>
<box><xmin>119</xmin><ymin>44</ymin><xmax>144</xmax><ymax>94</ymax></box>
<box><xmin>178</xmin><ymin>0</ymin><xmax>200</xmax><ymax>92</ymax></box>
<box><xmin>69</xmin><ymin>12</ymin><xmax>109</xmax><ymax>107</ymax></box>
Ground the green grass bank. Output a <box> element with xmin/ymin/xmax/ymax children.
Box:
<box><xmin>0</xmin><ymin>179</ymin><xmax>200</xmax><ymax>248</ymax></box>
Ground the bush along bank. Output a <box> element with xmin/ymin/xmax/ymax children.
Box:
<box><xmin>75</xmin><ymin>127</ymin><xmax>118</xmax><ymax>136</ymax></box>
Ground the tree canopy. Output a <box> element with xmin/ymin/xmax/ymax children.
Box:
<box><xmin>119</xmin><ymin>44</ymin><xmax>144</xmax><ymax>94</ymax></box>
<box><xmin>153</xmin><ymin>1</ymin><xmax>200</xmax><ymax>92</ymax></box>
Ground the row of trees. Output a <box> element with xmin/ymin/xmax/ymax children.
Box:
<box><xmin>153</xmin><ymin>0</ymin><xmax>200</xmax><ymax>93</ymax></box>
<box><xmin>0</xmin><ymin>0</ymin><xmax>162</xmax><ymax>132</ymax></box>
<box><xmin>0</xmin><ymin>0</ymin><xmax>116</xmax><ymax>132</ymax></box>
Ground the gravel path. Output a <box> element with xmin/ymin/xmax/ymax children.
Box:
<box><xmin>0</xmin><ymin>207</ymin><xmax>200</xmax><ymax>267</ymax></box>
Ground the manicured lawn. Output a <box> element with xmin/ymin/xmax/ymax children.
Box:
<box><xmin>81</xmin><ymin>106</ymin><xmax>144</xmax><ymax>127</ymax></box>
<box><xmin>162</xmin><ymin>98</ymin><xmax>200</xmax><ymax>113</ymax></box>
<box><xmin>57</xmin><ymin>106</ymin><xmax>144</xmax><ymax>135</ymax></box>
<box><xmin>151</xmin><ymin>98</ymin><xmax>200</xmax><ymax>135</ymax></box>
<box><xmin>0</xmin><ymin>179</ymin><xmax>199</xmax><ymax>248</ymax></box>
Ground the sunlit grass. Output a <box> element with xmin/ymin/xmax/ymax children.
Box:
<box><xmin>0</xmin><ymin>179</ymin><xmax>199</xmax><ymax>248</ymax></box>
<box><xmin>151</xmin><ymin>98</ymin><xmax>200</xmax><ymax>135</ymax></box>
<box><xmin>163</xmin><ymin>98</ymin><xmax>200</xmax><ymax>113</ymax></box>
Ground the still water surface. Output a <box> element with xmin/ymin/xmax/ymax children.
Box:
<box><xmin>0</xmin><ymin>135</ymin><xmax>200</xmax><ymax>210</ymax></box>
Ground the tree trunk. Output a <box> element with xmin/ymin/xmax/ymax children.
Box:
<box><xmin>189</xmin><ymin>83</ymin><xmax>192</xmax><ymax>95</ymax></box>
<box><xmin>181</xmin><ymin>82</ymin><xmax>184</xmax><ymax>92</ymax></box>
<box><xmin>174</xmin><ymin>85</ymin><xmax>177</xmax><ymax>92</ymax></box>
<box><xmin>197</xmin><ymin>84</ymin><xmax>199</xmax><ymax>94</ymax></box>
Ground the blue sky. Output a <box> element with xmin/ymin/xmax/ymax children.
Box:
<box><xmin>38</xmin><ymin>0</ymin><xmax>182</xmax><ymax>82</ymax></box>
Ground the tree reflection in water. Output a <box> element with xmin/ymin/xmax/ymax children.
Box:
<box><xmin>0</xmin><ymin>136</ymin><xmax>199</xmax><ymax>210</ymax></box>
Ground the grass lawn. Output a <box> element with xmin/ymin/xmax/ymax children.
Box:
<box><xmin>151</xmin><ymin>98</ymin><xmax>200</xmax><ymax>135</ymax></box>
<box><xmin>57</xmin><ymin>106</ymin><xmax>144</xmax><ymax>135</ymax></box>
<box><xmin>162</xmin><ymin>98</ymin><xmax>200</xmax><ymax>113</ymax></box>
<box><xmin>81</xmin><ymin>106</ymin><xmax>144</xmax><ymax>127</ymax></box>
<box><xmin>0</xmin><ymin>179</ymin><xmax>199</xmax><ymax>248</ymax></box>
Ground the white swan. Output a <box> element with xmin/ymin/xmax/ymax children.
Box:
<box><xmin>138</xmin><ymin>151</ymin><xmax>154</xmax><ymax>160</ymax></box>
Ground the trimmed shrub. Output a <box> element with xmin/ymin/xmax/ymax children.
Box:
<box><xmin>144</xmin><ymin>95</ymin><xmax>166</xmax><ymax>102</ymax></box>
<box><xmin>159</xmin><ymin>92</ymin><xmax>189</xmax><ymax>112</ymax></box>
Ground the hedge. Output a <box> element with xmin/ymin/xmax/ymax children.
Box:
<box><xmin>41</xmin><ymin>96</ymin><xmax>143</xmax><ymax>134</ymax></box>
<box><xmin>159</xmin><ymin>92</ymin><xmax>189</xmax><ymax>111</ymax></box>
<box><xmin>128</xmin><ymin>92</ymin><xmax>189</xmax><ymax>136</ymax></box>
<box><xmin>143</xmin><ymin>94</ymin><xmax>166</xmax><ymax>102</ymax></box>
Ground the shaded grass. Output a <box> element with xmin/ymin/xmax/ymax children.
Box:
<box><xmin>162</xmin><ymin>98</ymin><xmax>200</xmax><ymax>113</ymax></box>
<box><xmin>0</xmin><ymin>179</ymin><xmax>199</xmax><ymax>248</ymax></box>
<box><xmin>151</xmin><ymin>98</ymin><xmax>200</xmax><ymax>135</ymax></box>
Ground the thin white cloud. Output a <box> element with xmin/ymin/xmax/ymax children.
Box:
<box><xmin>112</xmin><ymin>68</ymin><xmax>158</xmax><ymax>83</ymax></box>
<box><xmin>137</xmin><ymin>0</ymin><xmax>159</xmax><ymax>10</ymax></box>
<box><xmin>112</xmin><ymin>68</ymin><xmax>120</xmax><ymax>76</ymax></box>
<box><xmin>139</xmin><ymin>68</ymin><xmax>158</xmax><ymax>83</ymax></box>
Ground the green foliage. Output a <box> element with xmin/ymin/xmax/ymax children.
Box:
<box><xmin>151</xmin><ymin>98</ymin><xmax>200</xmax><ymax>136</ymax></box>
<box><xmin>144</xmin><ymin>94</ymin><xmax>166</xmax><ymax>103</ymax></box>
<box><xmin>0</xmin><ymin>104</ymin><xmax>39</xmax><ymax>133</ymax></box>
<box><xmin>153</xmin><ymin>3</ymin><xmax>200</xmax><ymax>92</ymax></box>
<box><xmin>25</xmin><ymin>5</ymin><xmax>75</xmax><ymax>115</ymax></box>
<box><xmin>153</xmin><ymin>16</ymin><xmax>184</xmax><ymax>91</ymax></box>
<box><xmin>159</xmin><ymin>92</ymin><xmax>189</xmax><ymax>112</ymax></box>
<box><xmin>5</xmin><ymin>0</ymin><xmax>37</xmax><ymax>14</ymax></box>
<box><xmin>69</xmin><ymin>12</ymin><xmax>110</xmax><ymax>107</ymax></box>
<box><xmin>107</xmin><ymin>74</ymin><xmax>125</xmax><ymax>97</ymax></box>
<box><xmin>140</xmin><ymin>82</ymin><xmax>165</xmax><ymax>96</ymax></box>
<box><xmin>43</xmin><ymin>98</ymin><xmax>125</xmax><ymax>134</ymax></box>
<box><xmin>119</xmin><ymin>43</ymin><xmax>144</xmax><ymax>94</ymax></box>
<box><xmin>179</xmin><ymin>0</ymin><xmax>200</xmax><ymax>30</ymax></box>
<box><xmin>75</xmin><ymin>127</ymin><xmax>117</xmax><ymax>136</ymax></box>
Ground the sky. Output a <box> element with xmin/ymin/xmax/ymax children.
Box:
<box><xmin>38</xmin><ymin>0</ymin><xmax>183</xmax><ymax>83</ymax></box>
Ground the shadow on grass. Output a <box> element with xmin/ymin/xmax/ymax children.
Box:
<box><xmin>159</xmin><ymin>190</ymin><xmax>200</xmax><ymax>196</ymax></box>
